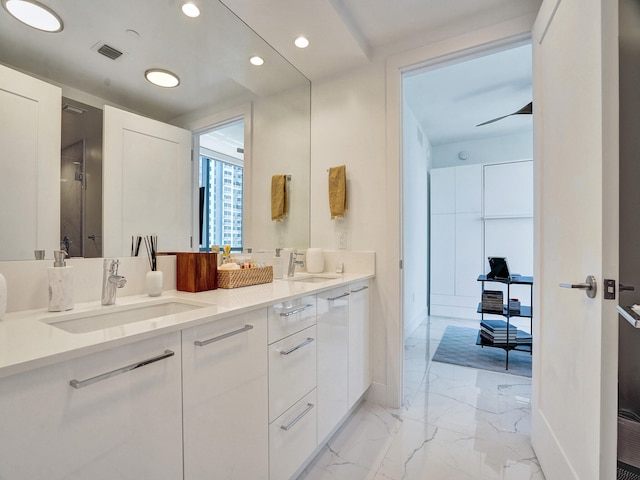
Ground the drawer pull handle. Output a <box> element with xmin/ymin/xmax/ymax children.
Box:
<box><xmin>350</xmin><ymin>286</ymin><xmax>369</xmax><ymax>293</ymax></box>
<box><xmin>280</xmin><ymin>403</ymin><xmax>315</xmax><ymax>431</ymax></box>
<box><xmin>70</xmin><ymin>350</ymin><xmax>175</xmax><ymax>389</ymax></box>
<box><xmin>280</xmin><ymin>304</ymin><xmax>313</xmax><ymax>317</ymax></box>
<box><xmin>327</xmin><ymin>292</ymin><xmax>350</xmax><ymax>301</ymax></box>
<box><xmin>279</xmin><ymin>337</ymin><xmax>314</xmax><ymax>355</ymax></box>
<box><xmin>194</xmin><ymin>324</ymin><xmax>254</xmax><ymax>347</ymax></box>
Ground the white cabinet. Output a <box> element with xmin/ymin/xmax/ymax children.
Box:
<box><xmin>182</xmin><ymin>309</ymin><xmax>268</xmax><ymax>480</ymax></box>
<box><xmin>269</xmin><ymin>325</ymin><xmax>317</xmax><ymax>422</ymax></box>
<box><xmin>316</xmin><ymin>286</ymin><xmax>350</xmax><ymax>441</ymax></box>
<box><xmin>268</xmin><ymin>295</ymin><xmax>317</xmax><ymax>344</ymax></box>
<box><xmin>269</xmin><ymin>389</ymin><xmax>318</xmax><ymax>480</ymax></box>
<box><xmin>0</xmin><ymin>64</ymin><xmax>60</xmax><ymax>259</ymax></box>
<box><xmin>430</xmin><ymin>214</ymin><xmax>456</xmax><ymax>296</ymax></box>
<box><xmin>348</xmin><ymin>280</ymin><xmax>371</xmax><ymax>408</ymax></box>
<box><xmin>0</xmin><ymin>333</ymin><xmax>182</xmax><ymax>480</ymax></box>
<box><xmin>268</xmin><ymin>295</ymin><xmax>318</xmax><ymax>480</ymax></box>
<box><xmin>430</xmin><ymin>165</ymin><xmax>482</xmax><ymax>314</ymax></box>
<box><xmin>430</xmin><ymin>167</ymin><xmax>456</xmax><ymax>214</ymax></box>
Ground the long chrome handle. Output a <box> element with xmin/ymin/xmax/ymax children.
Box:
<box><xmin>350</xmin><ymin>286</ymin><xmax>369</xmax><ymax>293</ymax></box>
<box><xmin>620</xmin><ymin>284</ymin><xmax>636</xmax><ymax>292</ymax></box>
<box><xmin>559</xmin><ymin>275</ymin><xmax>597</xmax><ymax>298</ymax></box>
<box><xmin>70</xmin><ymin>350</ymin><xmax>174</xmax><ymax>389</ymax></box>
<box><xmin>279</xmin><ymin>337</ymin><xmax>314</xmax><ymax>355</ymax></box>
<box><xmin>280</xmin><ymin>403</ymin><xmax>315</xmax><ymax>431</ymax></box>
<box><xmin>194</xmin><ymin>324</ymin><xmax>254</xmax><ymax>347</ymax></box>
<box><xmin>327</xmin><ymin>292</ymin><xmax>350</xmax><ymax>301</ymax></box>
<box><xmin>280</xmin><ymin>304</ymin><xmax>313</xmax><ymax>317</ymax></box>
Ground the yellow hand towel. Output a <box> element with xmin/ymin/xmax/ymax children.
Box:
<box><xmin>271</xmin><ymin>175</ymin><xmax>289</xmax><ymax>222</ymax></box>
<box><xmin>328</xmin><ymin>165</ymin><xmax>348</xmax><ymax>219</ymax></box>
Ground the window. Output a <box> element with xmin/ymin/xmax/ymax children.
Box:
<box><xmin>198</xmin><ymin>118</ymin><xmax>244</xmax><ymax>251</ymax></box>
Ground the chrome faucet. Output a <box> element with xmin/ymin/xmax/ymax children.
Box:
<box><xmin>101</xmin><ymin>259</ymin><xmax>127</xmax><ymax>305</ymax></box>
<box><xmin>287</xmin><ymin>251</ymin><xmax>304</xmax><ymax>278</ymax></box>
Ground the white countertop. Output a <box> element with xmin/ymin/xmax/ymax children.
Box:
<box><xmin>0</xmin><ymin>273</ymin><xmax>373</xmax><ymax>380</ymax></box>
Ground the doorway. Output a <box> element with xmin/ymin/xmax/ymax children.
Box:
<box><xmin>401</xmin><ymin>42</ymin><xmax>534</xmax><ymax>402</ymax></box>
<box><xmin>60</xmin><ymin>97</ymin><xmax>103</xmax><ymax>258</ymax></box>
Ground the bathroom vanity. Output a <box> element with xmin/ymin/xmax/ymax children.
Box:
<box><xmin>0</xmin><ymin>273</ymin><xmax>372</xmax><ymax>480</ymax></box>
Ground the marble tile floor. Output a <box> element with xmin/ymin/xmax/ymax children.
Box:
<box><xmin>299</xmin><ymin>315</ymin><xmax>545</xmax><ymax>480</ymax></box>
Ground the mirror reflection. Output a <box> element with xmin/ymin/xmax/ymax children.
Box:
<box><xmin>0</xmin><ymin>0</ymin><xmax>310</xmax><ymax>261</ymax></box>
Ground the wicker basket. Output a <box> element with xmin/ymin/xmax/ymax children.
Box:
<box><xmin>217</xmin><ymin>266</ymin><xmax>273</xmax><ymax>289</ymax></box>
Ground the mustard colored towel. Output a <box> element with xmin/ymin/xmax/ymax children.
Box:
<box><xmin>328</xmin><ymin>165</ymin><xmax>348</xmax><ymax>219</ymax></box>
<box><xmin>271</xmin><ymin>175</ymin><xmax>288</xmax><ymax>222</ymax></box>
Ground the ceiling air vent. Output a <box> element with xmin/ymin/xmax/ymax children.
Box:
<box><xmin>97</xmin><ymin>44</ymin><xmax>123</xmax><ymax>60</ymax></box>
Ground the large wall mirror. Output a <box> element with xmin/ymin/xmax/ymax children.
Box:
<box><xmin>0</xmin><ymin>0</ymin><xmax>310</xmax><ymax>260</ymax></box>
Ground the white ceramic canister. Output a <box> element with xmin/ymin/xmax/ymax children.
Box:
<box><xmin>146</xmin><ymin>270</ymin><xmax>164</xmax><ymax>297</ymax></box>
<box><xmin>305</xmin><ymin>248</ymin><xmax>324</xmax><ymax>274</ymax></box>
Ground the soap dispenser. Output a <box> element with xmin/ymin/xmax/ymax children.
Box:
<box><xmin>47</xmin><ymin>250</ymin><xmax>74</xmax><ymax>312</ymax></box>
<box><xmin>272</xmin><ymin>248</ymin><xmax>284</xmax><ymax>279</ymax></box>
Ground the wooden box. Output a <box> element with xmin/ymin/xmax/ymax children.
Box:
<box><xmin>176</xmin><ymin>253</ymin><xmax>218</xmax><ymax>292</ymax></box>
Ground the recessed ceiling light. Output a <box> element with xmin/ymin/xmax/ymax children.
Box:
<box><xmin>249</xmin><ymin>56</ymin><xmax>264</xmax><ymax>66</ymax></box>
<box><xmin>2</xmin><ymin>0</ymin><xmax>63</xmax><ymax>32</ymax></box>
<box><xmin>294</xmin><ymin>36</ymin><xmax>309</xmax><ymax>49</ymax></box>
<box><xmin>145</xmin><ymin>69</ymin><xmax>180</xmax><ymax>88</ymax></box>
<box><xmin>181</xmin><ymin>2</ymin><xmax>200</xmax><ymax>18</ymax></box>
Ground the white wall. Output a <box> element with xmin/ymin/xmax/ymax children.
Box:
<box><xmin>310</xmin><ymin>61</ymin><xmax>388</xmax><ymax>403</ymax></box>
<box><xmin>432</xmin><ymin>130</ymin><xmax>532</xmax><ymax>168</ymax></box>
<box><xmin>402</xmin><ymin>103</ymin><xmax>431</xmax><ymax>340</ymax></box>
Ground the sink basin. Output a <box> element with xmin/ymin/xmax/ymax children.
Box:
<box><xmin>285</xmin><ymin>274</ymin><xmax>342</xmax><ymax>284</ymax></box>
<box><xmin>42</xmin><ymin>297</ymin><xmax>214</xmax><ymax>334</ymax></box>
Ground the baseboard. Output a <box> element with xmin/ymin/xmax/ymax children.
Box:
<box><xmin>404</xmin><ymin>308</ymin><xmax>427</xmax><ymax>340</ymax></box>
<box><xmin>364</xmin><ymin>381</ymin><xmax>387</xmax><ymax>406</ymax></box>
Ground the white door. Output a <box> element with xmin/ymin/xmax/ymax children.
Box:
<box><xmin>531</xmin><ymin>1</ymin><xmax>618</xmax><ymax>478</ymax></box>
<box><xmin>103</xmin><ymin>106</ymin><xmax>192</xmax><ymax>257</ymax></box>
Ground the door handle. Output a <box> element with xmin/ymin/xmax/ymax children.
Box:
<box><xmin>559</xmin><ymin>275</ymin><xmax>597</xmax><ymax>298</ymax></box>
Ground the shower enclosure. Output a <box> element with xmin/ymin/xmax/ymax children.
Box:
<box><xmin>60</xmin><ymin>98</ymin><xmax>103</xmax><ymax>258</ymax></box>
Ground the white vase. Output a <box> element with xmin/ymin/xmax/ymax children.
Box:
<box><xmin>305</xmin><ymin>248</ymin><xmax>324</xmax><ymax>273</ymax></box>
<box><xmin>0</xmin><ymin>273</ymin><xmax>6</xmax><ymax>318</ymax></box>
<box><xmin>145</xmin><ymin>270</ymin><xmax>163</xmax><ymax>297</ymax></box>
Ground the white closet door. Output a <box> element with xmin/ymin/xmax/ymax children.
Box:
<box><xmin>103</xmin><ymin>106</ymin><xmax>192</xmax><ymax>257</ymax></box>
<box><xmin>483</xmin><ymin>161</ymin><xmax>533</xmax><ymax>217</ymax></box>
<box><xmin>455</xmin><ymin>213</ymin><xmax>483</xmax><ymax>297</ymax></box>
<box><xmin>455</xmin><ymin>164</ymin><xmax>482</xmax><ymax>213</ymax></box>
<box><xmin>430</xmin><ymin>214</ymin><xmax>455</xmax><ymax>296</ymax></box>
<box><xmin>430</xmin><ymin>167</ymin><xmax>455</xmax><ymax>214</ymax></box>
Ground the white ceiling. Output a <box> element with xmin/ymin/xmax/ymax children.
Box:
<box><xmin>0</xmin><ymin>0</ymin><xmax>541</xmax><ymax>139</ymax></box>
<box><xmin>404</xmin><ymin>43</ymin><xmax>533</xmax><ymax>146</ymax></box>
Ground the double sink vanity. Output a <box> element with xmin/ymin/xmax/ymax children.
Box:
<box><xmin>0</xmin><ymin>270</ymin><xmax>372</xmax><ymax>480</ymax></box>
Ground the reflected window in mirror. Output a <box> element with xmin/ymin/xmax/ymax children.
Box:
<box><xmin>198</xmin><ymin>119</ymin><xmax>244</xmax><ymax>252</ymax></box>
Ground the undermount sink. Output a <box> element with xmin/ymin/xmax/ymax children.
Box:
<box><xmin>285</xmin><ymin>274</ymin><xmax>342</xmax><ymax>284</ymax></box>
<box><xmin>41</xmin><ymin>297</ymin><xmax>214</xmax><ymax>334</ymax></box>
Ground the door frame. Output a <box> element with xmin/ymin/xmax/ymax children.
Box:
<box><xmin>386</xmin><ymin>16</ymin><xmax>537</xmax><ymax>408</ymax></box>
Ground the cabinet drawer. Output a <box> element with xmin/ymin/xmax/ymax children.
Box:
<box><xmin>268</xmin><ymin>295</ymin><xmax>316</xmax><ymax>344</ymax></box>
<box><xmin>269</xmin><ymin>389</ymin><xmax>317</xmax><ymax>480</ymax></box>
<box><xmin>269</xmin><ymin>325</ymin><xmax>317</xmax><ymax>422</ymax></box>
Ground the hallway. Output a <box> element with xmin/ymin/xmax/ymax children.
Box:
<box><xmin>300</xmin><ymin>316</ymin><xmax>544</xmax><ymax>479</ymax></box>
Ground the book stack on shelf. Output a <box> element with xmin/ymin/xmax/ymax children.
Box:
<box><xmin>481</xmin><ymin>290</ymin><xmax>504</xmax><ymax>314</ymax></box>
<box><xmin>480</xmin><ymin>319</ymin><xmax>517</xmax><ymax>344</ymax></box>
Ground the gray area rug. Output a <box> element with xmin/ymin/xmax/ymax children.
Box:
<box><xmin>432</xmin><ymin>325</ymin><xmax>532</xmax><ymax>377</ymax></box>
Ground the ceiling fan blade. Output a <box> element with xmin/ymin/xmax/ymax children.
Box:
<box><xmin>476</xmin><ymin>102</ymin><xmax>533</xmax><ymax>127</ymax></box>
